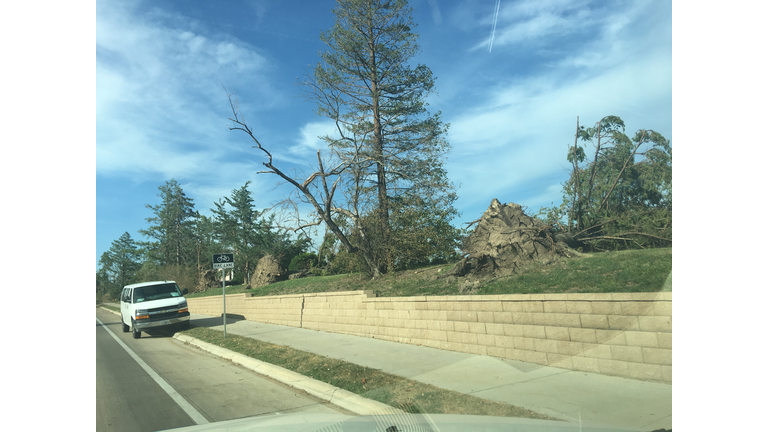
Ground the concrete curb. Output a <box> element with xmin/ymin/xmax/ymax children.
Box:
<box><xmin>172</xmin><ymin>333</ymin><xmax>403</xmax><ymax>416</ymax></box>
<box><xmin>98</xmin><ymin>306</ymin><xmax>400</xmax><ymax>415</ymax></box>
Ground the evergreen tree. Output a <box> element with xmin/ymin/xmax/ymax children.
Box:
<box><xmin>304</xmin><ymin>0</ymin><xmax>457</xmax><ymax>272</ymax></box>
<box><xmin>140</xmin><ymin>179</ymin><xmax>197</xmax><ymax>265</ymax></box>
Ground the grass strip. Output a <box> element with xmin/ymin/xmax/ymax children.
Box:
<box><xmin>101</xmin><ymin>304</ymin><xmax>120</xmax><ymax>313</ymax></box>
<box><xmin>180</xmin><ymin>326</ymin><xmax>558</xmax><ymax>420</ymax></box>
<box><xmin>185</xmin><ymin>248</ymin><xmax>671</xmax><ymax>299</ymax></box>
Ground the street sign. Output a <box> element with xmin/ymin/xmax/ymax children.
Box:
<box><xmin>212</xmin><ymin>253</ymin><xmax>234</xmax><ymax>269</ymax></box>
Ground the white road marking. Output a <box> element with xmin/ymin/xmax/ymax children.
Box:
<box><xmin>96</xmin><ymin>316</ymin><xmax>209</xmax><ymax>425</ymax></box>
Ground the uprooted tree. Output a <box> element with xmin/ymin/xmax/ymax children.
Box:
<box><xmin>227</xmin><ymin>0</ymin><xmax>460</xmax><ymax>278</ymax></box>
<box><xmin>540</xmin><ymin>115</ymin><xmax>672</xmax><ymax>251</ymax></box>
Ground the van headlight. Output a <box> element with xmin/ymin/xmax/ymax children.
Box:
<box><xmin>135</xmin><ymin>309</ymin><xmax>149</xmax><ymax>320</ymax></box>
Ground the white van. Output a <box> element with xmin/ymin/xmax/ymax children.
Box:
<box><xmin>120</xmin><ymin>281</ymin><xmax>190</xmax><ymax>339</ymax></box>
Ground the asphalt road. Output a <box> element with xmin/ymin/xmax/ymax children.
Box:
<box><xmin>95</xmin><ymin>308</ymin><xmax>350</xmax><ymax>432</ymax></box>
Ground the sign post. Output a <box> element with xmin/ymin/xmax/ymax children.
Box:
<box><xmin>212</xmin><ymin>253</ymin><xmax>234</xmax><ymax>337</ymax></box>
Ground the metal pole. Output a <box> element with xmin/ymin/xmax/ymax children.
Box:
<box><xmin>223</xmin><ymin>268</ymin><xmax>227</xmax><ymax>337</ymax></box>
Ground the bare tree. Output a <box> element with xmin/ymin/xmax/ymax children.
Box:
<box><xmin>225</xmin><ymin>93</ymin><xmax>384</xmax><ymax>278</ymax></box>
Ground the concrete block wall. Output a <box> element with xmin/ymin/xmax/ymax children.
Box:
<box><xmin>187</xmin><ymin>290</ymin><xmax>671</xmax><ymax>383</ymax></box>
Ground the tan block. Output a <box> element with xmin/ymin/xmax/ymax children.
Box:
<box><xmin>579</xmin><ymin>314</ymin><xmax>609</xmax><ymax>329</ymax></box>
<box><xmin>595</xmin><ymin>329</ymin><xmax>627</xmax><ymax>345</ymax></box>
<box><xmin>627</xmin><ymin>363</ymin><xmax>664</xmax><ymax>381</ymax></box>
<box><xmin>513</xmin><ymin>337</ymin><xmax>535</xmax><ymax>351</ymax></box>
<box><xmin>409</xmin><ymin>310</ymin><xmax>424</xmax><ymax>320</ymax></box>
<box><xmin>582</xmin><ymin>343</ymin><xmax>612</xmax><ymax>360</ymax></box>
<box><xmin>625</xmin><ymin>331</ymin><xmax>659</xmax><ymax>348</ymax></box>
<box><xmin>620</xmin><ymin>301</ymin><xmax>653</xmax><ymax>316</ymax></box>
<box><xmin>468</xmin><ymin>344</ymin><xmax>488</xmax><ymax>356</ymax></box>
<box><xmin>546</xmin><ymin>353</ymin><xmax>573</xmax><ymax>369</ymax></box>
<box><xmin>512</xmin><ymin>312</ymin><xmax>534</xmax><ymax>325</ymax></box>
<box><xmin>469</xmin><ymin>301</ymin><xmax>502</xmax><ymax>311</ymax></box>
<box><xmin>543</xmin><ymin>301</ymin><xmax>567</xmax><ymax>313</ymax></box>
<box><xmin>598</xmin><ymin>359</ymin><xmax>630</xmax><ymax>377</ymax></box>
<box><xmin>395</xmin><ymin>309</ymin><xmax>411</xmax><ymax>319</ymax></box>
<box><xmin>439</xmin><ymin>321</ymin><xmax>454</xmax><ymax>332</ymax></box>
<box><xmin>642</xmin><ymin>347</ymin><xmax>672</xmax><ymax>365</ymax></box>
<box><xmin>476</xmin><ymin>311</ymin><xmax>495</xmax><ymax>323</ymax></box>
<box><xmin>607</xmin><ymin>315</ymin><xmax>640</xmax><ymax>331</ymax></box>
<box><xmin>522</xmin><ymin>325</ymin><xmax>546</xmax><ymax>339</ymax></box>
<box><xmin>453</xmin><ymin>301</ymin><xmax>472</xmax><ymax>312</ymax></box>
<box><xmin>446</xmin><ymin>331</ymin><xmax>462</xmax><ymax>343</ymax></box>
<box><xmin>447</xmin><ymin>311</ymin><xmax>477</xmax><ymax>322</ymax></box>
<box><xmin>565</xmin><ymin>301</ymin><xmax>593</xmax><ymax>314</ymax></box>
<box><xmin>468</xmin><ymin>322</ymin><xmax>487</xmax><ymax>334</ymax></box>
<box><xmin>477</xmin><ymin>333</ymin><xmax>496</xmax><ymax>346</ymax></box>
<box><xmin>657</xmin><ymin>332</ymin><xmax>672</xmax><ymax>349</ymax></box>
<box><xmin>503</xmin><ymin>324</ymin><xmax>525</xmax><ymax>337</ymax></box>
<box><xmin>521</xmin><ymin>301</ymin><xmax>544</xmax><ymax>313</ymax></box>
<box><xmin>534</xmin><ymin>338</ymin><xmax>558</xmax><ymax>354</ymax></box>
<box><xmin>554</xmin><ymin>313</ymin><xmax>582</xmax><ymax>328</ymax></box>
<box><xmin>485</xmin><ymin>323</ymin><xmax>505</xmax><ymax>335</ymax></box>
<box><xmin>502</xmin><ymin>302</ymin><xmax>524</xmax><ymax>312</ymax></box>
<box><xmin>461</xmin><ymin>332</ymin><xmax>478</xmax><ymax>345</ymax></box>
<box><xmin>557</xmin><ymin>340</ymin><xmax>585</xmax><ymax>356</ymax></box>
<box><xmin>413</xmin><ymin>301</ymin><xmax>429</xmax><ymax>310</ymax></box>
<box><xmin>572</xmin><ymin>355</ymin><xmax>600</xmax><ymax>373</ymax></box>
<box><xmin>610</xmin><ymin>345</ymin><xmax>644</xmax><ymax>363</ymax></box>
<box><xmin>453</xmin><ymin>321</ymin><xmax>470</xmax><ymax>333</ymax></box>
<box><xmin>504</xmin><ymin>348</ymin><xmax>528</xmax><ymax>362</ymax></box>
<box><xmin>662</xmin><ymin>365</ymin><xmax>672</xmax><ymax>383</ymax></box>
<box><xmin>487</xmin><ymin>346</ymin><xmax>506</xmax><ymax>358</ymax></box>
<box><xmin>425</xmin><ymin>320</ymin><xmax>441</xmax><ymax>331</ymax></box>
<box><xmin>493</xmin><ymin>311</ymin><xmax>514</xmax><ymax>323</ymax></box>
<box><xmin>544</xmin><ymin>326</ymin><xmax>571</xmax><ymax>341</ymax></box>
<box><xmin>426</xmin><ymin>330</ymin><xmax>448</xmax><ymax>342</ymax></box>
<box><xmin>532</xmin><ymin>313</ymin><xmax>557</xmax><ymax>326</ymax></box>
<box><xmin>495</xmin><ymin>335</ymin><xmax>515</xmax><ymax>348</ymax></box>
<box><xmin>591</xmin><ymin>301</ymin><xmax>622</xmax><ymax>315</ymax></box>
<box><xmin>569</xmin><ymin>328</ymin><xmax>597</xmax><ymax>343</ymax></box>
<box><xmin>638</xmin><ymin>316</ymin><xmax>672</xmax><ymax>332</ymax></box>
<box><xmin>653</xmin><ymin>301</ymin><xmax>672</xmax><ymax>316</ymax></box>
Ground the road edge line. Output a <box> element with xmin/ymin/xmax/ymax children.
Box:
<box><xmin>95</xmin><ymin>315</ymin><xmax>210</xmax><ymax>425</ymax></box>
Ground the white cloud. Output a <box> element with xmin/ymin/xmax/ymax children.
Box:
<box><xmin>96</xmin><ymin>0</ymin><xmax>275</xmax><ymax>180</ymax></box>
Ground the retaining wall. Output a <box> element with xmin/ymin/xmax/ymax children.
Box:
<box><xmin>187</xmin><ymin>290</ymin><xmax>671</xmax><ymax>383</ymax></box>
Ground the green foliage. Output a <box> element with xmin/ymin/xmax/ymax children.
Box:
<box><xmin>305</xmin><ymin>0</ymin><xmax>457</xmax><ymax>275</ymax></box>
<box><xmin>288</xmin><ymin>252</ymin><xmax>319</xmax><ymax>272</ymax></box>
<box><xmin>543</xmin><ymin>116</ymin><xmax>672</xmax><ymax>251</ymax></box>
<box><xmin>97</xmin><ymin>232</ymin><xmax>141</xmax><ymax>296</ymax></box>
<box><xmin>139</xmin><ymin>179</ymin><xmax>198</xmax><ymax>265</ymax></box>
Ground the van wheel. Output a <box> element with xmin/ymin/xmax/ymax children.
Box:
<box><xmin>122</xmin><ymin>316</ymin><xmax>129</xmax><ymax>333</ymax></box>
<box><xmin>132</xmin><ymin>319</ymin><xmax>141</xmax><ymax>339</ymax></box>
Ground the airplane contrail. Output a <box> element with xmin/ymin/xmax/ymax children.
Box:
<box><xmin>488</xmin><ymin>0</ymin><xmax>501</xmax><ymax>53</ymax></box>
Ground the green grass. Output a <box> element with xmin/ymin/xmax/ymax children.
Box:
<box><xmin>186</xmin><ymin>248</ymin><xmax>671</xmax><ymax>299</ymax></box>
<box><xmin>181</xmin><ymin>326</ymin><xmax>558</xmax><ymax>420</ymax></box>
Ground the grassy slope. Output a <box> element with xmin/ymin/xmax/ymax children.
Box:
<box><xmin>187</xmin><ymin>247</ymin><xmax>671</xmax><ymax>299</ymax></box>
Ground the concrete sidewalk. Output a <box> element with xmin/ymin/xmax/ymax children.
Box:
<box><xmin>188</xmin><ymin>312</ymin><xmax>671</xmax><ymax>431</ymax></box>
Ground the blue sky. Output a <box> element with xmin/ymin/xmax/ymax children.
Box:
<box><xmin>95</xmin><ymin>0</ymin><xmax>672</xmax><ymax>267</ymax></box>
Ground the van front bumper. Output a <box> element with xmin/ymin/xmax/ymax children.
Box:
<box><xmin>134</xmin><ymin>312</ymin><xmax>190</xmax><ymax>331</ymax></box>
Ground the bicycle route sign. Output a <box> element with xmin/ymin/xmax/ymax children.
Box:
<box><xmin>212</xmin><ymin>253</ymin><xmax>234</xmax><ymax>269</ymax></box>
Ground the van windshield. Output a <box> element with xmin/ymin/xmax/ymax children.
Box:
<box><xmin>133</xmin><ymin>283</ymin><xmax>182</xmax><ymax>304</ymax></box>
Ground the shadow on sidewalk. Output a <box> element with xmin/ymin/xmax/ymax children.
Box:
<box><xmin>190</xmin><ymin>314</ymin><xmax>246</xmax><ymax>328</ymax></box>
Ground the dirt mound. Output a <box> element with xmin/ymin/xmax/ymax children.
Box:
<box><xmin>449</xmin><ymin>199</ymin><xmax>573</xmax><ymax>281</ymax></box>
<box><xmin>252</xmin><ymin>254</ymin><xmax>287</xmax><ymax>288</ymax></box>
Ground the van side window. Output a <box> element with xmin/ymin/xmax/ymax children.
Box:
<box><xmin>121</xmin><ymin>288</ymin><xmax>128</xmax><ymax>302</ymax></box>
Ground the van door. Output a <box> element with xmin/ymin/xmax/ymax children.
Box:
<box><xmin>120</xmin><ymin>288</ymin><xmax>130</xmax><ymax>325</ymax></box>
